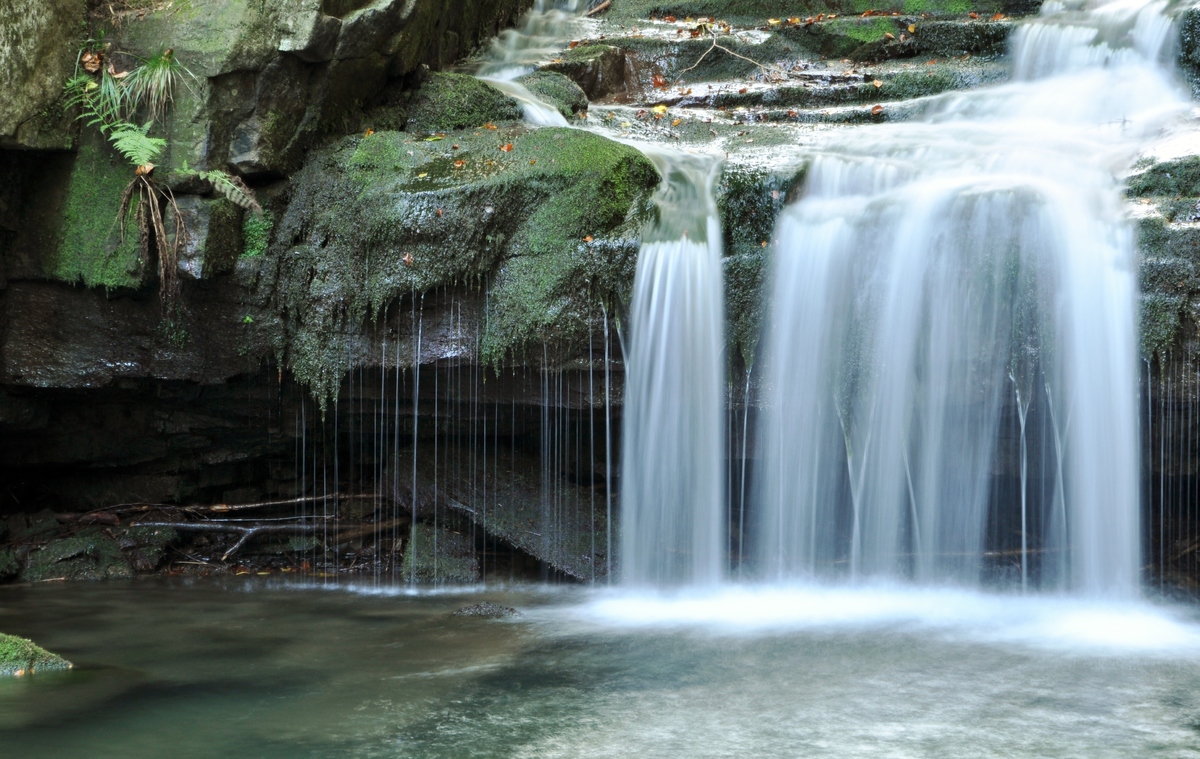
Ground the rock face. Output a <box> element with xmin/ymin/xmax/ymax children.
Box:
<box><xmin>0</xmin><ymin>633</ymin><xmax>72</xmax><ymax>677</ymax></box>
<box><xmin>0</xmin><ymin>0</ymin><xmax>85</xmax><ymax>149</ymax></box>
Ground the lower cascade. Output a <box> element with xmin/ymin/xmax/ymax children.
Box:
<box><xmin>620</xmin><ymin>150</ymin><xmax>727</xmax><ymax>586</ymax></box>
<box><xmin>753</xmin><ymin>0</ymin><xmax>1190</xmax><ymax>595</ymax></box>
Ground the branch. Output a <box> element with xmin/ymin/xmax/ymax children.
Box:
<box><xmin>584</xmin><ymin>0</ymin><xmax>610</xmax><ymax>16</ymax></box>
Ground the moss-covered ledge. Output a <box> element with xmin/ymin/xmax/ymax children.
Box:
<box><xmin>264</xmin><ymin>125</ymin><xmax>659</xmax><ymax>401</ymax></box>
<box><xmin>0</xmin><ymin>633</ymin><xmax>72</xmax><ymax>677</ymax></box>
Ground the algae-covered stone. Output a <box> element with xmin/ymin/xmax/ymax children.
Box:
<box><xmin>1127</xmin><ymin>156</ymin><xmax>1200</xmax><ymax>198</ymax></box>
<box><xmin>271</xmin><ymin>125</ymin><xmax>658</xmax><ymax>400</ymax></box>
<box><xmin>516</xmin><ymin>71</ymin><xmax>589</xmax><ymax>119</ymax></box>
<box><xmin>543</xmin><ymin>45</ymin><xmax>627</xmax><ymax>100</ymax></box>
<box><xmin>401</xmin><ymin>524</ymin><xmax>479</xmax><ymax>584</ymax></box>
<box><xmin>118</xmin><ymin>525</ymin><xmax>178</xmax><ymax>572</ymax></box>
<box><xmin>0</xmin><ymin>548</ymin><xmax>18</xmax><ymax>579</ymax></box>
<box><xmin>404</xmin><ymin>73</ymin><xmax>523</xmax><ymax>133</ymax></box>
<box><xmin>0</xmin><ymin>633</ymin><xmax>72</xmax><ymax>677</ymax></box>
<box><xmin>21</xmin><ymin>527</ymin><xmax>133</xmax><ymax>582</ymax></box>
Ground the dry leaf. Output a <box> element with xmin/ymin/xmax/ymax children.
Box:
<box><xmin>969</xmin><ymin>11</ymin><xmax>979</xmax><ymax>18</ymax></box>
<box><xmin>108</xmin><ymin>63</ymin><xmax>128</xmax><ymax>80</ymax></box>
<box><xmin>500</xmin><ymin>143</ymin><xmax>514</xmax><ymax>152</ymax></box>
<box><xmin>908</xmin><ymin>23</ymin><xmax>917</xmax><ymax>32</ymax></box>
<box><xmin>664</xmin><ymin>14</ymin><xmax>676</xmax><ymax>22</ymax></box>
<box><xmin>672</xmin><ymin>118</ymin><xmax>682</xmax><ymax>126</ymax></box>
<box><xmin>135</xmin><ymin>162</ymin><xmax>155</xmax><ymax>176</ymax></box>
<box><xmin>873</xmin><ymin>79</ymin><xmax>883</xmax><ymax>88</ymax></box>
<box><xmin>653</xmin><ymin>74</ymin><xmax>667</xmax><ymax>88</ymax></box>
<box><xmin>364</xmin><ymin>128</ymin><xmax>375</xmax><ymax>137</ymax></box>
<box><xmin>992</xmin><ymin>12</ymin><xmax>1005</xmax><ymax>19</ymax></box>
<box><xmin>436</xmin><ymin>208</ymin><xmax>443</xmax><ymax>217</ymax></box>
<box><xmin>652</xmin><ymin>104</ymin><xmax>668</xmax><ymax>115</ymax></box>
<box><xmin>403</xmin><ymin>253</ymin><xmax>414</xmax><ymax>267</ymax></box>
<box><xmin>584</xmin><ymin>235</ymin><xmax>594</xmax><ymax>242</ymax></box>
<box><xmin>926</xmin><ymin>58</ymin><xmax>938</xmax><ymax>64</ymax></box>
<box><xmin>417</xmin><ymin>172</ymin><xmax>428</xmax><ymax>178</ymax></box>
<box><xmin>871</xmin><ymin>104</ymin><xmax>884</xmax><ymax>115</ymax></box>
<box><xmin>569</xmin><ymin>40</ymin><xmax>580</xmax><ymax>49</ymax></box>
<box><xmin>530</xmin><ymin>159</ymin><xmax>537</xmax><ymax>165</ymax></box>
<box><xmin>768</xmin><ymin>18</ymin><xmax>782</xmax><ymax>25</ymax></box>
<box><xmin>82</xmin><ymin>50</ymin><xmax>102</xmax><ymax>73</ymax></box>
<box><xmin>884</xmin><ymin>32</ymin><xmax>895</xmax><ymax>39</ymax></box>
<box><xmin>453</xmin><ymin>159</ymin><xmax>465</xmax><ymax>168</ymax></box>
<box><xmin>738</xmin><ymin>87</ymin><xmax>748</xmax><ymax>94</ymax></box>
<box><xmin>483</xmin><ymin>122</ymin><xmax>498</xmax><ymax>130</ymax></box>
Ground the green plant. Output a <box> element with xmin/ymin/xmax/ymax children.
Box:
<box><xmin>124</xmin><ymin>48</ymin><xmax>192</xmax><ymax>123</ymax></box>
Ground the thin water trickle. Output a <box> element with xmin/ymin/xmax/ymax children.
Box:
<box><xmin>754</xmin><ymin>0</ymin><xmax>1191</xmax><ymax>595</ymax></box>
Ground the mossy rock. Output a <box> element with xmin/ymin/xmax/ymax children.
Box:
<box><xmin>5</xmin><ymin>510</ymin><xmax>60</xmax><ymax>542</ymax></box>
<box><xmin>269</xmin><ymin>125</ymin><xmax>658</xmax><ymax>401</ymax></box>
<box><xmin>516</xmin><ymin>71</ymin><xmax>589</xmax><ymax>119</ymax></box>
<box><xmin>606</xmin><ymin>0</ymin><xmax>1015</xmax><ymax>22</ymax></box>
<box><xmin>0</xmin><ymin>549</ymin><xmax>18</xmax><ymax>579</ymax></box>
<box><xmin>401</xmin><ymin>524</ymin><xmax>479</xmax><ymax>584</ymax></box>
<box><xmin>20</xmin><ymin>527</ymin><xmax>133</xmax><ymax>582</ymax></box>
<box><xmin>543</xmin><ymin>44</ymin><xmax>627</xmax><ymax>99</ymax></box>
<box><xmin>404</xmin><ymin>73</ymin><xmax>523</xmax><ymax>133</ymax></box>
<box><xmin>44</xmin><ymin>139</ymin><xmax>147</xmax><ymax>290</ymax></box>
<box><xmin>118</xmin><ymin>525</ymin><xmax>179</xmax><ymax>572</ymax></box>
<box><xmin>1127</xmin><ymin>156</ymin><xmax>1200</xmax><ymax>198</ymax></box>
<box><xmin>0</xmin><ymin>633</ymin><xmax>72</xmax><ymax>677</ymax></box>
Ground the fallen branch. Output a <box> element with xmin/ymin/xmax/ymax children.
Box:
<box><xmin>133</xmin><ymin>515</ymin><xmax>411</xmax><ymax>561</ymax></box>
<box><xmin>677</xmin><ymin>30</ymin><xmax>789</xmax><ymax>82</ymax></box>
<box><xmin>96</xmin><ymin>492</ymin><xmax>378</xmax><ymax>515</ymax></box>
<box><xmin>584</xmin><ymin>0</ymin><xmax>610</xmax><ymax>16</ymax></box>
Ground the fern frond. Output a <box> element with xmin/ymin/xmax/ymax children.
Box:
<box><xmin>177</xmin><ymin>166</ymin><xmax>262</xmax><ymax>213</ymax></box>
<box><xmin>110</xmin><ymin>122</ymin><xmax>166</xmax><ymax>166</ymax></box>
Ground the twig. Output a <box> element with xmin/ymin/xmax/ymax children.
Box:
<box><xmin>96</xmin><ymin>492</ymin><xmax>377</xmax><ymax>515</ymax></box>
<box><xmin>677</xmin><ymin>31</ymin><xmax>789</xmax><ymax>81</ymax></box>
<box><xmin>133</xmin><ymin>521</ymin><xmax>326</xmax><ymax>561</ymax></box>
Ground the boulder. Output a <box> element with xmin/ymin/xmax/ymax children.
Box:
<box><xmin>0</xmin><ymin>633</ymin><xmax>72</xmax><ymax>677</ymax></box>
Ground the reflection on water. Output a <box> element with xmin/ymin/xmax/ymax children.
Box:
<box><xmin>3</xmin><ymin>580</ymin><xmax>1200</xmax><ymax>757</ymax></box>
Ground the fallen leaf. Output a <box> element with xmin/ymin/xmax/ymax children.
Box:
<box><xmin>364</xmin><ymin>128</ymin><xmax>375</xmax><ymax>137</ymax></box>
<box><xmin>926</xmin><ymin>58</ymin><xmax>938</xmax><ymax>64</ymax></box>
<box><xmin>584</xmin><ymin>235</ymin><xmax>594</xmax><ymax>242</ymax></box>
<box><xmin>873</xmin><ymin>79</ymin><xmax>883</xmax><ymax>87</ymax></box>
<box><xmin>884</xmin><ymin>32</ymin><xmax>895</xmax><ymax>39</ymax></box>
<box><xmin>620</xmin><ymin>121</ymin><xmax>632</xmax><ymax>127</ymax></box>
<box><xmin>761</xmin><ymin>241</ymin><xmax>768</xmax><ymax>247</ymax></box>
<box><xmin>969</xmin><ymin>11</ymin><xmax>979</xmax><ymax>18</ymax></box>
<box><xmin>577</xmin><ymin>111</ymin><xmax>588</xmax><ymax>119</ymax></box>
<box><xmin>738</xmin><ymin>87</ymin><xmax>748</xmax><ymax>94</ymax></box>
<box><xmin>403</xmin><ymin>252</ymin><xmax>414</xmax><ymax>267</ymax></box>
<box><xmin>82</xmin><ymin>50</ymin><xmax>102</xmax><ymax>73</ymax></box>
<box><xmin>992</xmin><ymin>12</ymin><xmax>1005</xmax><ymax>19</ymax></box>
<box><xmin>452</xmin><ymin>143</ymin><xmax>459</xmax><ymax>149</ymax></box>
<box><xmin>768</xmin><ymin>18</ymin><xmax>782</xmax><ymax>25</ymax></box>
<box><xmin>500</xmin><ymin>143</ymin><xmax>514</xmax><ymax>152</ymax></box>
<box><xmin>664</xmin><ymin>14</ymin><xmax>676</xmax><ymax>22</ymax></box>
<box><xmin>787</xmin><ymin>109</ymin><xmax>797</xmax><ymax>117</ymax></box>
<box><xmin>436</xmin><ymin>208</ymin><xmax>443</xmax><ymax>217</ymax></box>
<box><xmin>453</xmin><ymin>159</ymin><xmax>465</xmax><ymax>168</ymax></box>
<box><xmin>483</xmin><ymin>122</ymin><xmax>498</xmax><ymax>130</ymax></box>
<box><xmin>652</xmin><ymin>104</ymin><xmax>668</xmax><ymax>115</ymax></box>
<box><xmin>530</xmin><ymin>159</ymin><xmax>537</xmax><ymax>165</ymax></box>
<box><xmin>417</xmin><ymin>172</ymin><xmax>429</xmax><ymax>178</ymax></box>
<box><xmin>908</xmin><ymin>23</ymin><xmax>917</xmax><ymax>32</ymax></box>
<box><xmin>653</xmin><ymin>74</ymin><xmax>667</xmax><ymax>88</ymax></box>
<box><xmin>871</xmin><ymin>104</ymin><xmax>884</xmax><ymax>115</ymax></box>
<box><xmin>425</xmin><ymin>135</ymin><xmax>444</xmax><ymax>142</ymax></box>
<box><xmin>569</xmin><ymin>40</ymin><xmax>580</xmax><ymax>49</ymax></box>
<box><xmin>828</xmin><ymin>14</ymin><xmax>838</xmax><ymax>19</ymax></box>
<box><xmin>108</xmin><ymin>63</ymin><xmax>128</xmax><ymax>80</ymax></box>
<box><xmin>672</xmin><ymin>118</ymin><xmax>682</xmax><ymax>126</ymax></box>
<box><xmin>862</xmin><ymin>9</ymin><xmax>874</xmax><ymax>16</ymax></box>
<box><xmin>135</xmin><ymin>162</ymin><xmax>155</xmax><ymax>176</ymax></box>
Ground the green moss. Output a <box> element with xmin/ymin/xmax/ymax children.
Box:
<box><xmin>1127</xmin><ymin>156</ymin><xmax>1200</xmax><ymax>198</ymax></box>
<box><xmin>270</xmin><ymin>126</ymin><xmax>658</xmax><ymax>402</ymax></box>
<box><xmin>48</xmin><ymin>141</ymin><xmax>145</xmax><ymax>290</ymax></box>
<box><xmin>242</xmin><ymin>209</ymin><xmax>274</xmax><ymax>257</ymax></box>
<box><xmin>405</xmin><ymin>73</ymin><xmax>523</xmax><ymax>133</ymax></box>
<box><xmin>0</xmin><ymin>633</ymin><xmax>72</xmax><ymax>677</ymax></box>
<box><xmin>20</xmin><ymin>527</ymin><xmax>133</xmax><ymax>583</ymax></box>
<box><xmin>0</xmin><ymin>549</ymin><xmax>17</xmax><ymax>579</ymax></box>
<box><xmin>516</xmin><ymin>71</ymin><xmax>589</xmax><ymax>120</ymax></box>
<box><xmin>1141</xmin><ymin>292</ymin><xmax>1183</xmax><ymax>357</ymax></box>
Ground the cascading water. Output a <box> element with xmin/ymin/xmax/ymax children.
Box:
<box><xmin>753</xmin><ymin>0</ymin><xmax>1191</xmax><ymax>595</ymax></box>
<box><xmin>620</xmin><ymin>152</ymin><xmax>727</xmax><ymax>586</ymax></box>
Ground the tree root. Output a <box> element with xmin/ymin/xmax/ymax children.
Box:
<box><xmin>133</xmin><ymin>516</ymin><xmax>410</xmax><ymax>561</ymax></box>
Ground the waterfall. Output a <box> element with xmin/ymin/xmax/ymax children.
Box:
<box><xmin>753</xmin><ymin>0</ymin><xmax>1190</xmax><ymax>595</ymax></box>
<box><xmin>620</xmin><ymin>152</ymin><xmax>727</xmax><ymax>586</ymax></box>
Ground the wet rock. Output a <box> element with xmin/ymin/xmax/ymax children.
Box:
<box><xmin>453</xmin><ymin>601</ymin><xmax>521</xmax><ymax>618</ymax></box>
<box><xmin>117</xmin><ymin>525</ymin><xmax>178</xmax><ymax>572</ymax></box>
<box><xmin>20</xmin><ymin>527</ymin><xmax>133</xmax><ymax>582</ymax></box>
<box><xmin>402</xmin><ymin>524</ymin><xmax>479</xmax><ymax>584</ymax></box>
<box><xmin>0</xmin><ymin>633</ymin><xmax>72</xmax><ymax>677</ymax></box>
<box><xmin>0</xmin><ymin>549</ymin><xmax>18</xmax><ymax>580</ymax></box>
<box><xmin>173</xmin><ymin>197</ymin><xmax>244</xmax><ymax>281</ymax></box>
<box><xmin>517</xmin><ymin>71</ymin><xmax>590</xmax><ymax>119</ymax></box>
<box><xmin>404</xmin><ymin>72</ymin><xmax>523</xmax><ymax>133</ymax></box>
<box><xmin>545</xmin><ymin>44</ymin><xmax>627</xmax><ymax>100</ymax></box>
<box><xmin>6</xmin><ymin>510</ymin><xmax>60</xmax><ymax>542</ymax></box>
<box><xmin>0</xmin><ymin>0</ymin><xmax>85</xmax><ymax>149</ymax></box>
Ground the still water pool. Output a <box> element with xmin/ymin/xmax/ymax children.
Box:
<box><xmin>3</xmin><ymin>579</ymin><xmax>1200</xmax><ymax>757</ymax></box>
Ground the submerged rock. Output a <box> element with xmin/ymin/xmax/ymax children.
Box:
<box><xmin>453</xmin><ymin>601</ymin><xmax>521</xmax><ymax>618</ymax></box>
<box><xmin>0</xmin><ymin>633</ymin><xmax>72</xmax><ymax>677</ymax></box>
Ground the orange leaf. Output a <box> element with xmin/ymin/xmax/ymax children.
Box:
<box><xmin>483</xmin><ymin>122</ymin><xmax>498</xmax><ymax>130</ymax></box>
<box><xmin>569</xmin><ymin>40</ymin><xmax>580</xmax><ymax>49</ymax></box>
<box><xmin>787</xmin><ymin>109</ymin><xmax>797</xmax><ymax>117</ymax></box>
<box><xmin>653</xmin><ymin>74</ymin><xmax>667</xmax><ymax>88</ymax></box>
<box><xmin>500</xmin><ymin>143</ymin><xmax>514</xmax><ymax>152</ymax></box>
<box><xmin>969</xmin><ymin>11</ymin><xmax>979</xmax><ymax>18</ymax></box>
<box><xmin>664</xmin><ymin>14</ymin><xmax>676</xmax><ymax>22</ymax></box>
<box><xmin>453</xmin><ymin>159</ymin><xmax>465</xmax><ymax>168</ymax></box>
<box><xmin>871</xmin><ymin>104</ymin><xmax>884</xmax><ymax>115</ymax></box>
<box><xmin>82</xmin><ymin>50</ymin><xmax>102</xmax><ymax>73</ymax></box>
<box><xmin>738</xmin><ymin>87</ymin><xmax>748</xmax><ymax>94</ymax></box>
<box><xmin>403</xmin><ymin>252</ymin><xmax>414</xmax><ymax>267</ymax></box>
<box><xmin>364</xmin><ymin>128</ymin><xmax>375</xmax><ymax>137</ymax></box>
<box><xmin>584</xmin><ymin>235</ymin><xmax>594</xmax><ymax>242</ymax></box>
<box><xmin>991</xmin><ymin>12</ymin><xmax>1005</xmax><ymax>19</ymax></box>
<box><xmin>926</xmin><ymin>58</ymin><xmax>937</xmax><ymax>64</ymax></box>
<box><xmin>672</xmin><ymin>118</ymin><xmax>682</xmax><ymax>126</ymax></box>
<box><xmin>530</xmin><ymin>159</ymin><xmax>537</xmax><ymax>165</ymax></box>
<box><xmin>908</xmin><ymin>23</ymin><xmax>917</xmax><ymax>32</ymax></box>
<box><xmin>436</xmin><ymin>208</ymin><xmax>443</xmax><ymax>217</ymax></box>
